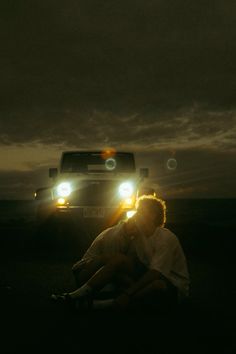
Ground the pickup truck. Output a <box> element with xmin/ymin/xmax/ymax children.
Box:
<box><xmin>35</xmin><ymin>150</ymin><xmax>153</xmax><ymax>226</ymax></box>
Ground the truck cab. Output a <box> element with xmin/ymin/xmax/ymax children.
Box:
<box><xmin>35</xmin><ymin>150</ymin><xmax>151</xmax><ymax>225</ymax></box>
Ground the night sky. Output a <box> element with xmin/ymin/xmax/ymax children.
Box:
<box><xmin>0</xmin><ymin>1</ymin><xmax>235</xmax><ymax>199</ymax></box>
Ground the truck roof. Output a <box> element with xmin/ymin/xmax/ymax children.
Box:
<box><xmin>60</xmin><ymin>151</ymin><xmax>136</xmax><ymax>173</ymax></box>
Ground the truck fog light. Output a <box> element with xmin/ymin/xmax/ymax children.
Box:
<box><xmin>119</xmin><ymin>182</ymin><xmax>133</xmax><ymax>198</ymax></box>
<box><xmin>57</xmin><ymin>198</ymin><xmax>66</xmax><ymax>205</ymax></box>
<box><xmin>57</xmin><ymin>182</ymin><xmax>71</xmax><ymax>197</ymax></box>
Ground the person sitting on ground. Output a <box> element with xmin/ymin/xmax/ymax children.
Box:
<box><xmin>71</xmin><ymin>187</ymin><xmax>158</xmax><ymax>291</ymax></box>
<box><xmin>51</xmin><ymin>195</ymin><xmax>190</xmax><ymax>311</ymax></box>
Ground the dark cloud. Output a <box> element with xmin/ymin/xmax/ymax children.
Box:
<box><xmin>1</xmin><ymin>0</ymin><xmax>236</xmax><ymax>112</ymax></box>
<box><xmin>1</xmin><ymin>1</ymin><xmax>236</xmax><ymax>197</ymax></box>
<box><xmin>0</xmin><ymin>106</ymin><xmax>235</xmax><ymax>153</ymax></box>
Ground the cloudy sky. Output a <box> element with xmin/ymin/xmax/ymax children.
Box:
<box><xmin>0</xmin><ymin>0</ymin><xmax>235</xmax><ymax>199</ymax></box>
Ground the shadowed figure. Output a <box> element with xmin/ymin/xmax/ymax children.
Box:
<box><xmin>51</xmin><ymin>195</ymin><xmax>190</xmax><ymax>312</ymax></box>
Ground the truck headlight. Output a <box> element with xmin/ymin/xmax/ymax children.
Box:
<box><xmin>56</xmin><ymin>182</ymin><xmax>72</xmax><ymax>197</ymax></box>
<box><xmin>119</xmin><ymin>182</ymin><xmax>133</xmax><ymax>198</ymax></box>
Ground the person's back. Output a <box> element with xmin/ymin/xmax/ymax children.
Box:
<box><xmin>82</xmin><ymin>222</ymin><xmax>128</xmax><ymax>261</ymax></box>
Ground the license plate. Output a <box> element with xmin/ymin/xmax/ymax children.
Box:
<box><xmin>83</xmin><ymin>207</ymin><xmax>105</xmax><ymax>218</ymax></box>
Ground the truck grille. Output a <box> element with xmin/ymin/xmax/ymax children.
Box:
<box><xmin>69</xmin><ymin>180</ymin><xmax>121</xmax><ymax>206</ymax></box>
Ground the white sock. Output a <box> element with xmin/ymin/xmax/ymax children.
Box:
<box><xmin>92</xmin><ymin>299</ymin><xmax>115</xmax><ymax>310</ymax></box>
<box><xmin>69</xmin><ymin>284</ymin><xmax>92</xmax><ymax>299</ymax></box>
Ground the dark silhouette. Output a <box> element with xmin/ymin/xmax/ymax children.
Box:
<box><xmin>52</xmin><ymin>195</ymin><xmax>190</xmax><ymax>311</ymax></box>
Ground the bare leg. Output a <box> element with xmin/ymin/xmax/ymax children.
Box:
<box><xmin>70</xmin><ymin>254</ymin><xmax>135</xmax><ymax>299</ymax></box>
<box><xmin>132</xmin><ymin>279</ymin><xmax>177</xmax><ymax>310</ymax></box>
<box><xmin>87</xmin><ymin>254</ymin><xmax>134</xmax><ymax>291</ymax></box>
<box><xmin>114</xmin><ymin>270</ymin><xmax>169</xmax><ymax>309</ymax></box>
<box><xmin>72</xmin><ymin>257</ymin><xmax>106</xmax><ymax>287</ymax></box>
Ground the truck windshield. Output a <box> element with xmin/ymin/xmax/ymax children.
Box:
<box><xmin>61</xmin><ymin>152</ymin><xmax>136</xmax><ymax>173</ymax></box>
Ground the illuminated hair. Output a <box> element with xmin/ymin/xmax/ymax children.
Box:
<box><xmin>135</xmin><ymin>195</ymin><xmax>166</xmax><ymax>227</ymax></box>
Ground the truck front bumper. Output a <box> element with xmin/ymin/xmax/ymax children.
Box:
<box><xmin>55</xmin><ymin>205</ymin><xmax>134</xmax><ymax>222</ymax></box>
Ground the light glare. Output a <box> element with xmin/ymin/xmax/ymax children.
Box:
<box><xmin>57</xmin><ymin>198</ymin><xmax>66</xmax><ymax>205</ymax></box>
<box><xmin>119</xmin><ymin>182</ymin><xmax>133</xmax><ymax>198</ymax></box>
<box><xmin>126</xmin><ymin>210</ymin><xmax>136</xmax><ymax>219</ymax></box>
<box><xmin>105</xmin><ymin>158</ymin><xmax>116</xmax><ymax>170</ymax></box>
<box><xmin>167</xmin><ymin>158</ymin><xmax>177</xmax><ymax>170</ymax></box>
<box><xmin>57</xmin><ymin>182</ymin><xmax>71</xmax><ymax>197</ymax></box>
<box><xmin>124</xmin><ymin>197</ymin><xmax>133</xmax><ymax>206</ymax></box>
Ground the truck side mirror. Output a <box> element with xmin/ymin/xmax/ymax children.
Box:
<box><xmin>139</xmin><ymin>168</ymin><xmax>149</xmax><ymax>178</ymax></box>
<box><xmin>49</xmin><ymin>168</ymin><xmax>58</xmax><ymax>179</ymax></box>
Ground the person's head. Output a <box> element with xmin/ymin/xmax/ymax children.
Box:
<box><xmin>135</xmin><ymin>195</ymin><xmax>166</xmax><ymax>229</ymax></box>
<box><xmin>137</xmin><ymin>186</ymin><xmax>156</xmax><ymax>198</ymax></box>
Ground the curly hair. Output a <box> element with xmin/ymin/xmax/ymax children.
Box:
<box><xmin>135</xmin><ymin>195</ymin><xmax>166</xmax><ymax>227</ymax></box>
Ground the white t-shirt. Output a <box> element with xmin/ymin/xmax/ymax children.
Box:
<box><xmin>132</xmin><ymin>227</ymin><xmax>190</xmax><ymax>299</ymax></box>
<box><xmin>82</xmin><ymin>222</ymin><xmax>127</xmax><ymax>260</ymax></box>
<box><xmin>82</xmin><ymin>223</ymin><xmax>190</xmax><ymax>299</ymax></box>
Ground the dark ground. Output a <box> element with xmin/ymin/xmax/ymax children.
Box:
<box><xmin>0</xmin><ymin>202</ymin><xmax>235</xmax><ymax>354</ymax></box>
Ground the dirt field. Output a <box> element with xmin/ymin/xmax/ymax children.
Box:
<box><xmin>0</xmin><ymin>215</ymin><xmax>235</xmax><ymax>354</ymax></box>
